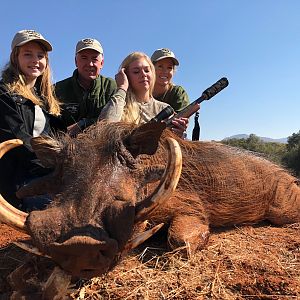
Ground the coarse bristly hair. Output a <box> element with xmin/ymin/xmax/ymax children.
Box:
<box><xmin>36</xmin><ymin>121</ymin><xmax>300</xmax><ymax>230</ymax></box>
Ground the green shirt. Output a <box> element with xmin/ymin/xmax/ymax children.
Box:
<box><xmin>155</xmin><ymin>85</ymin><xmax>189</xmax><ymax>113</ymax></box>
<box><xmin>55</xmin><ymin>69</ymin><xmax>117</xmax><ymax>128</ymax></box>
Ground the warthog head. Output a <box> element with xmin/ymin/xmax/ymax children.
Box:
<box><xmin>0</xmin><ymin>121</ymin><xmax>182</xmax><ymax>278</ymax></box>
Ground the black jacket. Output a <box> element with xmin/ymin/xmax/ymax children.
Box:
<box><xmin>0</xmin><ymin>83</ymin><xmax>64</xmax><ymax>206</ymax></box>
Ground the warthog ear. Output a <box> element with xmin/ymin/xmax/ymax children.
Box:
<box><xmin>16</xmin><ymin>136</ymin><xmax>63</xmax><ymax>198</ymax></box>
<box><xmin>31</xmin><ymin>136</ymin><xmax>62</xmax><ymax>168</ymax></box>
<box><xmin>124</xmin><ymin>122</ymin><xmax>166</xmax><ymax>157</ymax></box>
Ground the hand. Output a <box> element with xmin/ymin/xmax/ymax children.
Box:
<box><xmin>115</xmin><ymin>68</ymin><xmax>129</xmax><ymax>91</ymax></box>
<box><xmin>67</xmin><ymin>123</ymin><xmax>82</xmax><ymax>138</ymax></box>
<box><xmin>171</xmin><ymin>117</ymin><xmax>189</xmax><ymax>139</ymax></box>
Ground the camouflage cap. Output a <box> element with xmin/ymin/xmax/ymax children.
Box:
<box><xmin>76</xmin><ymin>38</ymin><xmax>103</xmax><ymax>54</ymax></box>
<box><xmin>151</xmin><ymin>48</ymin><xmax>179</xmax><ymax>66</ymax></box>
<box><xmin>11</xmin><ymin>30</ymin><xmax>52</xmax><ymax>51</ymax></box>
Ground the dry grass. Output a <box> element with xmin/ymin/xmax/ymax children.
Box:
<box><xmin>67</xmin><ymin>223</ymin><xmax>300</xmax><ymax>300</ymax></box>
<box><xmin>0</xmin><ymin>223</ymin><xmax>299</xmax><ymax>299</ymax></box>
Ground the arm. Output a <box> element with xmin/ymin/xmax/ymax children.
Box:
<box><xmin>99</xmin><ymin>88</ymin><xmax>127</xmax><ymax>122</ymax></box>
<box><xmin>99</xmin><ymin>68</ymin><xmax>129</xmax><ymax>122</ymax></box>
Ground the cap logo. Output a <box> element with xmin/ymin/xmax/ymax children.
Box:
<box><xmin>23</xmin><ymin>30</ymin><xmax>42</xmax><ymax>39</ymax></box>
<box><xmin>81</xmin><ymin>38</ymin><xmax>95</xmax><ymax>45</ymax></box>
<box><xmin>161</xmin><ymin>48</ymin><xmax>172</xmax><ymax>55</ymax></box>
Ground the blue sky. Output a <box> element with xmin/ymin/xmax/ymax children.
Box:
<box><xmin>1</xmin><ymin>1</ymin><xmax>299</xmax><ymax>141</ymax></box>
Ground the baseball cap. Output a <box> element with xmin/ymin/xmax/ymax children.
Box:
<box><xmin>151</xmin><ymin>48</ymin><xmax>179</xmax><ymax>66</ymax></box>
<box><xmin>75</xmin><ymin>38</ymin><xmax>103</xmax><ymax>54</ymax></box>
<box><xmin>11</xmin><ymin>30</ymin><xmax>52</xmax><ymax>51</ymax></box>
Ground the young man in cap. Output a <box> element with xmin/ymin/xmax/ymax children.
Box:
<box><xmin>55</xmin><ymin>38</ymin><xmax>117</xmax><ymax>137</ymax></box>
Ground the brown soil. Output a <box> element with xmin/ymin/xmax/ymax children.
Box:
<box><xmin>0</xmin><ymin>222</ymin><xmax>299</xmax><ymax>299</ymax></box>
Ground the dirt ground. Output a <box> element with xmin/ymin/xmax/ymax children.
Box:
<box><xmin>0</xmin><ymin>222</ymin><xmax>299</xmax><ymax>299</ymax></box>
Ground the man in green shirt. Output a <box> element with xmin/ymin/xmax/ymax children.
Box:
<box><xmin>55</xmin><ymin>38</ymin><xmax>117</xmax><ymax>137</ymax></box>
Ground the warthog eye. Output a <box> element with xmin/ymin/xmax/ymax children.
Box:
<box><xmin>114</xmin><ymin>196</ymin><xmax>129</xmax><ymax>203</ymax></box>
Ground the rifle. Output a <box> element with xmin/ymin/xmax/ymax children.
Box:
<box><xmin>164</xmin><ymin>77</ymin><xmax>229</xmax><ymax>126</ymax></box>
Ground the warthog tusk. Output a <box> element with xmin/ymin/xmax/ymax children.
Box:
<box><xmin>135</xmin><ymin>137</ymin><xmax>182</xmax><ymax>221</ymax></box>
<box><xmin>0</xmin><ymin>194</ymin><xmax>28</xmax><ymax>231</ymax></box>
<box><xmin>0</xmin><ymin>139</ymin><xmax>28</xmax><ymax>232</ymax></box>
<box><xmin>124</xmin><ymin>223</ymin><xmax>164</xmax><ymax>252</ymax></box>
<box><xmin>14</xmin><ymin>241</ymin><xmax>51</xmax><ymax>258</ymax></box>
<box><xmin>0</xmin><ymin>139</ymin><xmax>23</xmax><ymax>158</ymax></box>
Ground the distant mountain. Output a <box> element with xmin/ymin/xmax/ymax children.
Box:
<box><xmin>223</xmin><ymin>134</ymin><xmax>288</xmax><ymax>144</ymax></box>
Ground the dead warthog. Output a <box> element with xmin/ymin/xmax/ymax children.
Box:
<box><xmin>1</xmin><ymin>121</ymin><xmax>299</xmax><ymax>279</ymax></box>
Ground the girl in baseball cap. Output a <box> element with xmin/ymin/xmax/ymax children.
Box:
<box><xmin>3</xmin><ymin>29</ymin><xmax>59</xmax><ymax>115</ymax></box>
<box><xmin>151</xmin><ymin>48</ymin><xmax>189</xmax><ymax>113</ymax></box>
<box><xmin>0</xmin><ymin>29</ymin><xmax>63</xmax><ymax>211</ymax></box>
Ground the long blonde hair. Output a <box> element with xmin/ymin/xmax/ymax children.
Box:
<box><xmin>1</xmin><ymin>44</ymin><xmax>61</xmax><ymax>116</ymax></box>
<box><xmin>120</xmin><ymin>52</ymin><xmax>156</xmax><ymax>124</ymax></box>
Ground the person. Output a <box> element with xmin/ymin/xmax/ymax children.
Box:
<box><xmin>0</xmin><ymin>29</ymin><xmax>63</xmax><ymax>211</ymax></box>
<box><xmin>55</xmin><ymin>38</ymin><xmax>117</xmax><ymax>137</ymax></box>
<box><xmin>151</xmin><ymin>48</ymin><xmax>189</xmax><ymax>113</ymax></box>
<box><xmin>99</xmin><ymin>51</ymin><xmax>187</xmax><ymax>136</ymax></box>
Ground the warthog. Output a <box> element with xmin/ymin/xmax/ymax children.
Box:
<box><xmin>0</xmin><ymin>121</ymin><xmax>299</xmax><ymax>279</ymax></box>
